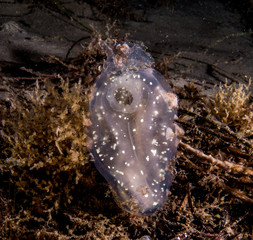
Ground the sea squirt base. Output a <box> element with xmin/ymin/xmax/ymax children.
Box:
<box><xmin>89</xmin><ymin>40</ymin><xmax>179</xmax><ymax>215</ymax></box>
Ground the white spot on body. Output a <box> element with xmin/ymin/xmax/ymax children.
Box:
<box><xmin>152</xmin><ymin>139</ymin><xmax>159</xmax><ymax>146</ymax></box>
<box><xmin>151</xmin><ymin>149</ymin><xmax>157</xmax><ymax>156</ymax></box>
<box><xmin>154</xmin><ymin>110</ymin><xmax>159</xmax><ymax>116</ymax></box>
<box><xmin>112</xmin><ymin>143</ymin><xmax>117</xmax><ymax>150</ymax></box>
<box><xmin>116</xmin><ymin>170</ymin><xmax>124</xmax><ymax>175</ymax></box>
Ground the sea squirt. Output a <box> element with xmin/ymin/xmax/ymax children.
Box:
<box><xmin>89</xmin><ymin>41</ymin><xmax>179</xmax><ymax>215</ymax></box>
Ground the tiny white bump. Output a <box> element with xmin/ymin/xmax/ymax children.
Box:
<box><xmin>116</xmin><ymin>170</ymin><xmax>124</xmax><ymax>175</ymax></box>
<box><xmin>151</xmin><ymin>149</ymin><xmax>157</xmax><ymax>156</ymax></box>
<box><xmin>152</xmin><ymin>139</ymin><xmax>158</xmax><ymax>146</ymax></box>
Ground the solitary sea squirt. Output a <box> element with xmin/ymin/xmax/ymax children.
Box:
<box><xmin>89</xmin><ymin>41</ymin><xmax>180</xmax><ymax>215</ymax></box>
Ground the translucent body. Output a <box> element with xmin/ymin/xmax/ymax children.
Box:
<box><xmin>89</xmin><ymin>42</ymin><xmax>178</xmax><ymax>215</ymax></box>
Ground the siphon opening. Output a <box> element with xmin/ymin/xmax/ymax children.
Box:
<box><xmin>114</xmin><ymin>87</ymin><xmax>133</xmax><ymax>105</ymax></box>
